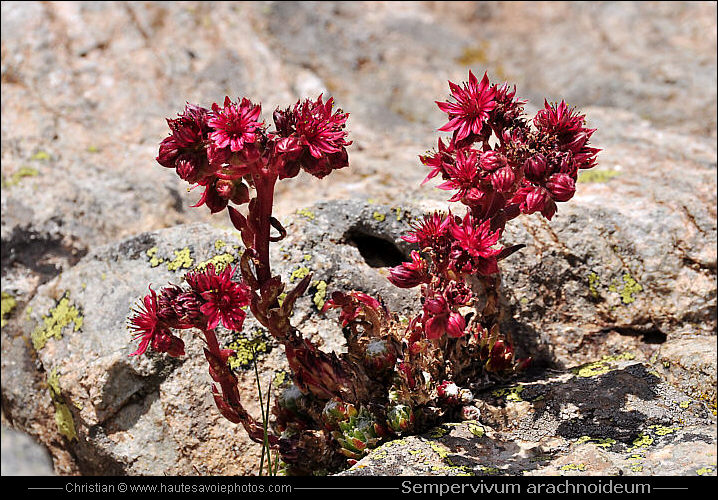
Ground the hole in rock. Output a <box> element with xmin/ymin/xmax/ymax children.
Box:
<box><xmin>344</xmin><ymin>229</ymin><xmax>406</xmax><ymax>268</ymax></box>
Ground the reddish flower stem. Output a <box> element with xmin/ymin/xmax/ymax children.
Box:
<box><xmin>251</xmin><ymin>172</ymin><xmax>277</xmax><ymax>286</ymax></box>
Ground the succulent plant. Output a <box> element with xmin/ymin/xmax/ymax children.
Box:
<box><xmin>331</xmin><ymin>407</ymin><xmax>385</xmax><ymax>459</ymax></box>
<box><xmin>363</xmin><ymin>338</ymin><xmax>397</xmax><ymax>372</ymax></box>
<box><xmin>386</xmin><ymin>404</ymin><xmax>415</xmax><ymax>434</ymax></box>
<box><xmin>129</xmin><ymin>69</ymin><xmax>599</xmax><ymax>474</ymax></box>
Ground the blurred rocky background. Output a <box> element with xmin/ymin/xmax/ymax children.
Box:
<box><xmin>1</xmin><ymin>1</ymin><xmax>715</xmax><ymax>476</ymax></box>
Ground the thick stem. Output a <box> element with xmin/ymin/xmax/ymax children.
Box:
<box><xmin>251</xmin><ymin>173</ymin><xmax>277</xmax><ymax>285</ymax></box>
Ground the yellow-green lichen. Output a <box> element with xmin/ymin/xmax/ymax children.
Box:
<box><xmin>47</xmin><ymin>368</ymin><xmax>62</xmax><ymax>396</ymax></box>
<box><xmin>430</xmin><ymin>465</ymin><xmax>474</xmax><ymax>476</ymax></box>
<box><xmin>608</xmin><ymin>273</ymin><xmax>643</xmax><ymax>305</ymax></box>
<box><xmin>679</xmin><ymin>401</ymin><xmax>690</xmax><ymax>409</ymax></box>
<box><xmin>296</xmin><ymin>208</ymin><xmax>315</xmax><ymax>220</ymax></box>
<box><xmin>628</xmin><ymin>433</ymin><xmax>654</xmax><ymax>451</ymax></box>
<box><xmin>588</xmin><ymin>272</ymin><xmax>600</xmax><ymax>298</ymax></box>
<box><xmin>226</xmin><ymin>334</ymin><xmax>268</xmax><ymax>370</ymax></box>
<box><xmin>391</xmin><ymin>207</ymin><xmax>405</xmax><ymax>221</ymax></box>
<box><xmin>214</xmin><ymin>240</ymin><xmax>226</xmax><ymax>251</ymax></box>
<box><xmin>290</xmin><ymin>266</ymin><xmax>310</xmax><ymax>283</ymax></box>
<box><xmin>87</xmin><ymin>145</ymin><xmax>100</xmax><ymax>153</ymax></box>
<box><xmin>649</xmin><ymin>424</ymin><xmax>679</xmax><ymax>436</ymax></box>
<box><xmin>630</xmin><ymin>464</ymin><xmax>643</xmax><ymax>472</ymax></box>
<box><xmin>571</xmin><ymin>352</ymin><xmax>636</xmax><ymax>378</ymax></box>
<box><xmin>492</xmin><ymin>385</ymin><xmax>525</xmax><ymax>402</ymax></box>
<box><xmin>47</xmin><ymin>368</ymin><xmax>77</xmax><ymax>441</ymax></box>
<box><xmin>195</xmin><ymin>252</ymin><xmax>235</xmax><ymax>272</ymax></box>
<box><xmin>575</xmin><ymin>436</ymin><xmax>616</xmax><ymax>448</ymax></box>
<box><xmin>696</xmin><ymin>466</ymin><xmax>715</xmax><ymax>476</ymax></box>
<box><xmin>31</xmin><ymin>294</ymin><xmax>83</xmax><ymax>351</ymax></box>
<box><xmin>1</xmin><ymin>292</ymin><xmax>18</xmax><ymax>328</ymax></box>
<box><xmin>372</xmin><ymin>211</ymin><xmax>386</xmax><ymax>222</ymax></box>
<box><xmin>578</xmin><ymin>169</ymin><xmax>621</xmax><ymax>184</ymax></box>
<box><xmin>1</xmin><ymin>166</ymin><xmax>39</xmax><ymax>188</ymax></box>
<box><xmin>146</xmin><ymin>246</ymin><xmax>164</xmax><ymax>267</ymax></box>
<box><xmin>560</xmin><ymin>463</ymin><xmax>587</xmax><ymax>472</ymax></box>
<box><xmin>277</xmin><ymin>292</ymin><xmax>287</xmax><ymax>307</ymax></box>
<box><xmin>303</xmin><ymin>254</ymin><xmax>312</xmax><ymax>261</ymax></box>
<box><xmin>166</xmin><ymin>247</ymin><xmax>193</xmax><ymax>271</ymax></box>
<box><xmin>430</xmin><ymin>442</ymin><xmax>451</xmax><ymax>460</ymax></box>
<box><xmin>429</xmin><ymin>427</ymin><xmax>449</xmax><ymax>438</ymax></box>
<box><xmin>477</xmin><ymin>465</ymin><xmax>500</xmax><ymax>475</ymax></box>
<box><xmin>31</xmin><ymin>151</ymin><xmax>51</xmax><ymax>161</ymax></box>
<box><xmin>467</xmin><ymin>422</ymin><xmax>485</xmax><ymax>438</ymax></box>
<box><xmin>696</xmin><ymin>391</ymin><xmax>717</xmax><ymax>416</ymax></box>
<box><xmin>54</xmin><ymin>400</ymin><xmax>78</xmax><ymax>441</ymax></box>
<box><xmin>312</xmin><ymin>280</ymin><xmax>327</xmax><ymax>310</ymax></box>
<box><xmin>273</xmin><ymin>370</ymin><xmax>289</xmax><ymax>388</ymax></box>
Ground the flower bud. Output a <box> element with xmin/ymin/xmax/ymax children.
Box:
<box><xmin>215</xmin><ymin>179</ymin><xmax>235</xmax><ymax>200</ymax></box>
<box><xmin>157</xmin><ymin>138</ymin><xmax>180</xmax><ymax>169</ymax></box>
<box><xmin>480</xmin><ymin>150</ymin><xmax>506</xmax><ymax>172</ymax></box>
<box><xmin>524</xmin><ymin>154</ymin><xmax>548</xmax><ymax>181</ymax></box>
<box><xmin>522</xmin><ymin>187</ymin><xmax>548</xmax><ymax>214</ymax></box>
<box><xmin>151</xmin><ymin>329</ymin><xmax>185</xmax><ymax>357</ymax></box>
<box><xmin>446</xmin><ymin>312</ymin><xmax>466</xmax><ymax>338</ymax></box>
<box><xmin>388</xmin><ymin>251</ymin><xmax>428</xmax><ymax>289</ymax></box>
<box><xmin>545</xmin><ymin>173</ymin><xmax>575</xmax><ymax>202</ymax></box>
<box><xmin>490</xmin><ymin>167</ymin><xmax>515</xmax><ymax>193</ymax></box>
<box><xmin>176</xmin><ymin>157</ymin><xmax>202</xmax><ymax>183</ymax></box>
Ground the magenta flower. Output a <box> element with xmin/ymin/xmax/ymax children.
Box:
<box><xmin>545</xmin><ymin>173</ymin><xmax>576</xmax><ymax>202</ymax></box>
<box><xmin>449</xmin><ymin>213</ymin><xmax>502</xmax><ymax>275</ymax></box>
<box><xmin>294</xmin><ymin>95</ymin><xmax>351</xmax><ymax>159</ymax></box>
<box><xmin>157</xmin><ymin>104</ymin><xmax>212</xmax><ymax>182</ymax></box>
<box><xmin>419</xmin><ymin>137</ymin><xmax>455</xmax><ymax>185</ymax></box>
<box><xmin>388</xmin><ymin>251</ymin><xmax>429</xmax><ymax>289</ymax></box>
<box><xmin>186</xmin><ymin>264</ymin><xmax>250</xmax><ymax>331</ymax></box>
<box><xmin>437</xmin><ymin>148</ymin><xmax>483</xmax><ymax>202</ymax></box>
<box><xmin>436</xmin><ymin>71</ymin><xmax>497</xmax><ymax>141</ymax></box>
<box><xmin>449</xmin><ymin>213</ymin><xmax>501</xmax><ymax>261</ymax></box>
<box><xmin>208</xmin><ymin>96</ymin><xmax>263</xmax><ymax>152</ymax></box>
<box><xmin>403</xmin><ymin>212</ymin><xmax>451</xmax><ymax>251</ymax></box>
<box><xmin>129</xmin><ymin>287</ymin><xmax>185</xmax><ymax>357</ymax></box>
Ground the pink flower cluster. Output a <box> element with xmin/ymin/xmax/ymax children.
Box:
<box><xmin>157</xmin><ymin>95</ymin><xmax>350</xmax><ymax>214</ymax></box>
<box><xmin>389</xmin><ymin>71</ymin><xmax>599</xmax><ymax>347</ymax></box>
<box><xmin>129</xmin><ymin>264</ymin><xmax>250</xmax><ymax>357</ymax></box>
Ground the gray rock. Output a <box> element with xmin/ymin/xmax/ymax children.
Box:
<box><xmin>0</xmin><ymin>425</ymin><xmax>54</xmax><ymax>476</ymax></box>
<box><xmin>650</xmin><ymin>336</ymin><xmax>717</xmax><ymax>415</ymax></box>
<box><xmin>343</xmin><ymin>358</ymin><xmax>717</xmax><ymax>476</ymax></box>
